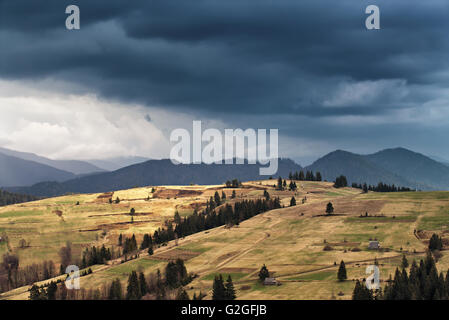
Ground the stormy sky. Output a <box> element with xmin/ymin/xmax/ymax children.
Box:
<box><xmin>0</xmin><ymin>0</ymin><xmax>448</xmax><ymax>165</ymax></box>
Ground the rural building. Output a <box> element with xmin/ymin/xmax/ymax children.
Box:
<box><xmin>368</xmin><ymin>241</ymin><xmax>380</xmax><ymax>249</ymax></box>
<box><xmin>263</xmin><ymin>278</ymin><xmax>280</xmax><ymax>286</ymax></box>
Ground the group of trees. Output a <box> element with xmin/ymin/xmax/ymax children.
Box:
<box><xmin>225</xmin><ymin>179</ymin><xmax>241</xmax><ymax>188</ymax></box>
<box><xmin>119</xmin><ymin>234</ymin><xmax>138</xmax><ymax>255</ymax></box>
<box><xmin>29</xmin><ymin>281</ymin><xmax>58</xmax><ymax>300</ymax></box>
<box><xmin>276</xmin><ymin>177</ymin><xmax>297</xmax><ymax>191</ymax></box>
<box><xmin>334</xmin><ymin>175</ymin><xmax>348</xmax><ymax>188</ymax></box>
<box><xmin>151</xmin><ymin>198</ymin><xmax>282</xmax><ymax>246</ymax></box>
<box><xmin>33</xmin><ymin>259</ymin><xmax>197</xmax><ymax>300</ymax></box>
<box><xmin>353</xmin><ymin>252</ymin><xmax>449</xmax><ymax>300</ymax></box>
<box><xmin>81</xmin><ymin>245</ymin><xmax>112</xmax><ymax>269</ymax></box>
<box><xmin>352</xmin><ymin>182</ymin><xmax>413</xmax><ymax>193</ymax></box>
<box><xmin>0</xmin><ymin>189</ymin><xmax>38</xmax><ymax>207</ymax></box>
<box><xmin>212</xmin><ymin>274</ymin><xmax>236</xmax><ymax>300</ymax></box>
<box><xmin>0</xmin><ymin>253</ymin><xmax>57</xmax><ymax>293</ymax></box>
<box><xmin>288</xmin><ymin>171</ymin><xmax>322</xmax><ymax>182</ymax></box>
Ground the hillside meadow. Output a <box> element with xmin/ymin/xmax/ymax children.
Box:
<box><xmin>1</xmin><ymin>180</ymin><xmax>449</xmax><ymax>300</ymax></box>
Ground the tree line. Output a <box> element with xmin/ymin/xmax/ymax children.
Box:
<box><xmin>352</xmin><ymin>182</ymin><xmax>413</xmax><ymax>193</ymax></box>
<box><xmin>151</xmin><ymin>197</ymin><xmax>282</xmax><ymax>245</ymax></box>
<box><xmin>0</xmin><ymin>189</ymin><xmax>38</xmax><ymax>207</ymax></box>
<box><xmin>288</xmin><ymin>171</ymin><xmax>322</xmax><ymax>181</ymax></box>
<box><xmin>0</xmin><ymin>254</ymin><xmax>57</xmax><ymax>293</ymax></box>
<box><xmin>334</xmin><ymin>175</ymin><xmax>348</xmax><ymax>188</ymax></box>
<box><xmin>30</xmin><ymin>259</ymin><xmax>201</xmax><ymax>300</ymax></box>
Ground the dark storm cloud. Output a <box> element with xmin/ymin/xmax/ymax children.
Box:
<box><xmin>1</xmin><ymin>0</ymin><xmax>448</xmax><ymax>115</ymax></box>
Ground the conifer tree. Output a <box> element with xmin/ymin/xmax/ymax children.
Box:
<box><xmin>326</xmin><ymin>202</ymin><xmax>334</xmax><ymax>215</ymax></box>
<box><xmin>176</xmin><ymin>288</ymin><xmax>190</xmax><ymax>300</ymax></box>
<box><xmin>277</xmin><ymin>177</ymin><xmax>283</xmax><ymax>190</ymax></box>
<box><xmin>224</xmin><ymin>275</ymin><xmax>236</xmax><ymax>300</ymax></box>
<box><xmin>290</xmin><ymin>196</ymin><xmax>296</xmax><ymax>207</ymax></box>
<box><xmin>429</xmin><ymin>234</ymin><xmax>443</xmax><ymax>251</ymax></box>
<box><xmin>214</xmin><ymin>191</ymin><xmax>221</xmax><ymax>206</ymax></box>
<box><xmin>338</xmin><ymin>260</ymin><xmax>347</xmax><ymax>281</ymax></box>
<box><xmin>108</xmin><ymin>278</ymin><xmax>123</xmax><ymax>300</ymax></box>
<box><xmin>139</xmin><ymin>272</ymin><xmax>147</xmax><ymax>296</ymax></box>
<box><xmin>126</xmin><ymin>271</ymin><xmax>141</xmax><ymax>300</ymax></box>
<box><xmin>264</xmin><ymin>190</ymin><xmax>270</xmax><ymax>201</ymax></box>
<box><xmin>47</xmin><ymin>281</ymin><xmax>57</xmax><ymax>300</ymax></box>
<box><xmin>212</xmin><ymin>275</ymin><xmax>226</xmax><ymax>300</ymax></box>
<box><xmin>401</xmin><ymin>255</ymin><xmax>409</xmax><ymax>269</ymax></box>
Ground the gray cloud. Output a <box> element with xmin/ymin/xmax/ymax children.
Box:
<box><xmin>0</xmin><ymin>0</ymin><xmax>448</xmax><ymax>162</ymax></box>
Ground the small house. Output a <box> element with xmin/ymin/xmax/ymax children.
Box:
<box><xmin>368</xmin><ymin>241</ymin><xmax>380</xmax><ymax>250</ymax></box>
<box><xmin>263</xmin><ymin>278</ymin><xmax>280</xmax><ymax>286</ymax></box>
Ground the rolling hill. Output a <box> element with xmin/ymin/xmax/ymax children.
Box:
<box><xmin>1</xmin><ymin>179</ymin><xmax>449</xmax><ymax>300</ymax></box>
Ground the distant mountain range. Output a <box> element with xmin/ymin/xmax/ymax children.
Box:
<box><xmin>304</xmin><ymin>148</ymin><xmax>449</xmax><ymax>190</ymax></box>
<box><xmin>8</xmin><ymin>159</ymin><xmax>302</xmax><ymax>197</ymax></box>
<box><xmin>0</xmin><ymin>152</ymin><xmax>76</xmax><ymax>187</ymax></box>
<box><xmin>3</xmin><ymin>147</ymin><xmax>449</xmax><ymax>197</ymax></box>
<box><xmin>86</xmin><ymin>156</ymin><xmax>151</xmax><ymax>171</ymax></box>
<box><xmin>0</xmin><ymin>147</ymin><xmax>104</xmax><ymax>176</ymax></box>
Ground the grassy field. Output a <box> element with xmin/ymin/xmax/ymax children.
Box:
<box><xmin>1</xmin><ymin>180</ymin><xmax>449</xmax><ymax>300</ymax></box>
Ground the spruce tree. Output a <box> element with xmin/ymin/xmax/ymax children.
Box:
<box><xmin>277</xmin><ymin>177</ymin><xmax>283</xmax><ymax>190</ymax></box>
<box><xmin>326</xmin><ymin>202</ymin><xmax>334</xmax><ymax>215</ymax></box>
<box><xmin>139</xmin><ymin>272</ymin><xmax>147</xmax><ymax>296</ymax></box>
<box><xmin>109</xmin><ymin>278</ymin><xmax>123</xmax><ymax>300</ymax></box>
<box><xmin>338</xmin><ymin>260</ymin><xmax>347</xmax><ymax>281</ymax></box>
<box><xmin>126</xmin><ymin>271</ymin><xmax>141</xmax><ymax>300</ymax></box>
<box><xmin>212</xmin><ymin>275</ymin><xmax>226</xmax><ymax>300</ymax></box>
<box><xmin>224</xmin><ymin>275</ymin><xmax>236</xmax><ymax>300</ymax></box>
<box><xmin>401</xmin><ymin>255</ymin><xmax>409</xmax><ymax>269</ymax></box>
<box><xmin>47</xmin><ymin>281</ymin><xmax>57</xmax><ymax>300</ymax></box>
<box><xmin>214</xmin><ymin>191</ymin><xmax>221</xmax><ymax>206</ymax></box>
<box><xmin>290</xmin><ymin>196</ymin><xmax>296</xmax><ymax>206</ymax></box>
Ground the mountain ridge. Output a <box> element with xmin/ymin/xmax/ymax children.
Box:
<box><xmin>6</xmin><ymin>147</ymin><xmax>449</xmax><ymax>196</ymax></box>
<box><xmin>0</xmin><ymin>147</ymin><xmax>105</xmax><ymax>175</ymax></box>
<box><xmin>8</xmin><ymin>158</ymin><xmax>302</xmax><ymax>197</ymax></box>
<box><xmin>0</xmin><ymin>153</ymin><xmax>76</xmax><ymax>187</ymax></box>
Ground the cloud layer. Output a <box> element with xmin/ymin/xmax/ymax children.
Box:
<box><xmin>0</xmin><ymin>0</ymin><xmax>448</xmax><ymax>163</ymax></box>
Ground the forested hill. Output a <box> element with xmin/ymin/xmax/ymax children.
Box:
<box><xmin>0</xmin><ymin>189</ymin><xmax>39</xmax><ymax>206</ymax></box>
